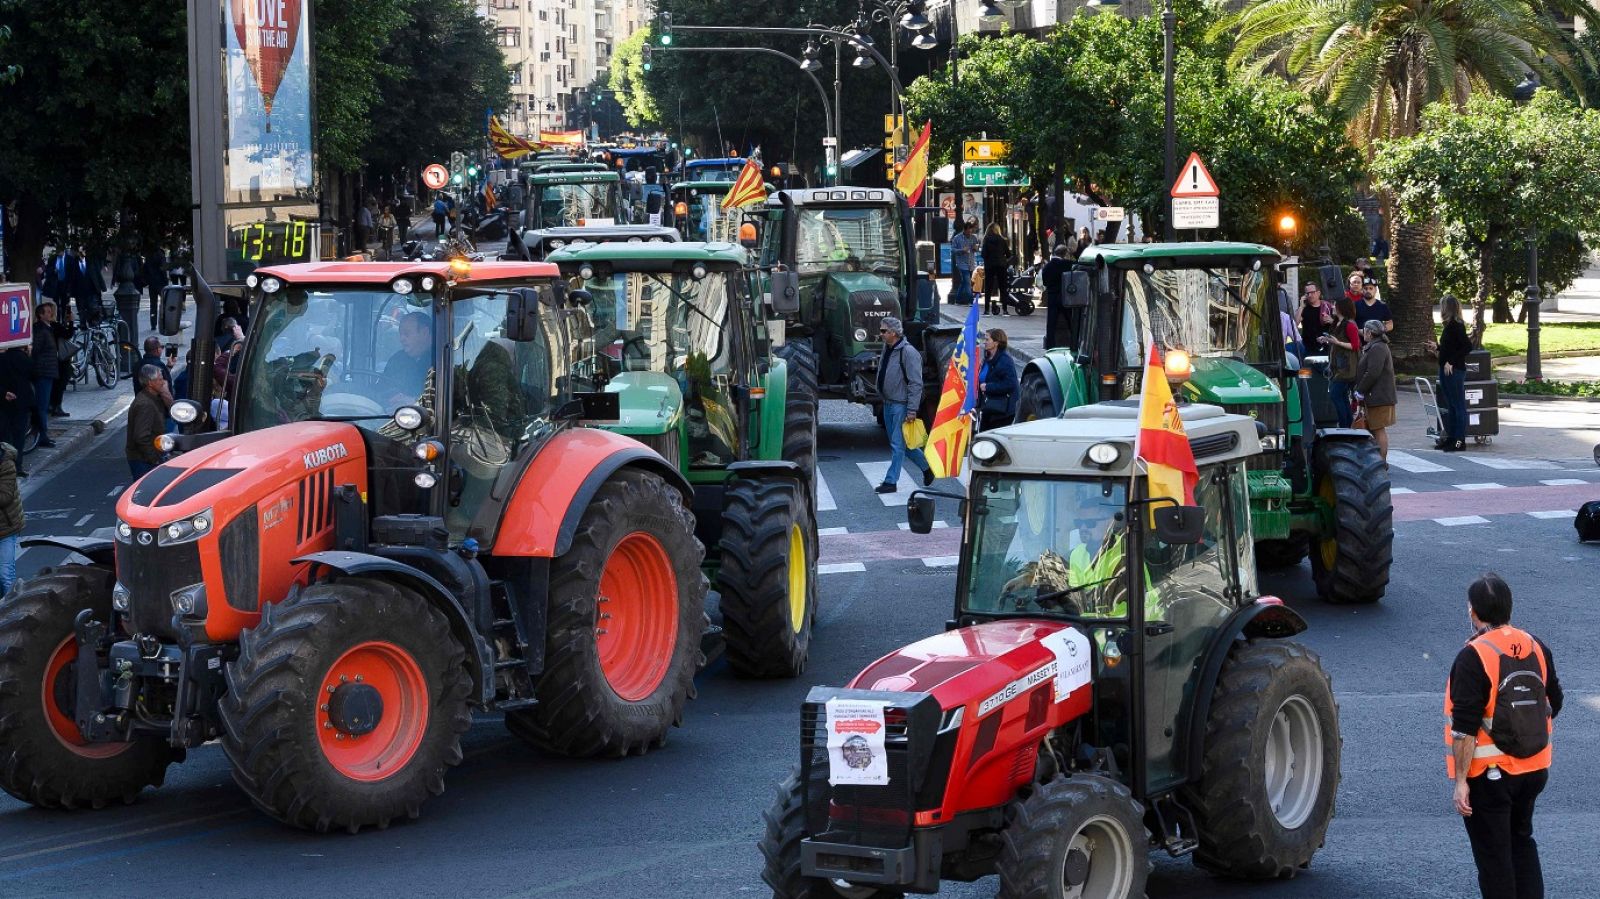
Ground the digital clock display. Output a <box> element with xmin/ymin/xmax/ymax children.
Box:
<box><xmin>227</xmin><ymin>220</ymin><xmax>317</xmax><ymax>278</ymax></box>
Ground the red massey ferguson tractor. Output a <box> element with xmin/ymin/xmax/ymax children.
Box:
<box><xmin>760</xmin><ymin>403</ymin><xmax>1342</xmax><ymax>898</ymax></box>
<box><xmin>0</xmin><ymin>261</ymin><xmax>709</xmax><ymax>831</ymax></box>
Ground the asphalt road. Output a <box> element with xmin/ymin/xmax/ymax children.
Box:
<box><xmin>1</xmin><ymin>404</ymin><xmax>1597</xmax><ymax>898</ymax></box>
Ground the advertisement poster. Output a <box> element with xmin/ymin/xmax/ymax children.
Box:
<box><xmin>0</xmin><ymin>284</ymin><xmax>32</xmax><ymax>350</ymax></box>
<box><xmin>960</xmin><ymin>191</ymin><xmax>984</xmax><ymax>228</ymax></box>
<box><xmin>938</xmin><ymin>192</ymin><xmax>956</xmax><ymax>220</ymax></box>
<box><xmin>226</xmin><ymin>0</ymin><xmax>314</xmax><ymax>194</ymax></box>
<box><xmin>1040</xmin><ymin>628</ymin><xmax>1093</xmax><ymax>702</ymax></box>
<box><xmin>824</xmin><ymin>698</ymin><xmax>890</xmax><ymax>787</ymax></box>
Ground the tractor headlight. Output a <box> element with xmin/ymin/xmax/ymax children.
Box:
<box><xmin>170</xmin><ymin>583</ymin><xmax>206</xmax><ymax>618</ymax></box>
<box><xmin>414</xmin><ymin>471</ymin><xmax>438</xmax><ymax>489</ymax></box>
<box><xmin>260</xmin><ymin>276</ymin><xmax>283</xmax><ymax>294</ymax></box>
<box><xmin>420</xmin><ymin>276</ymin><xmax>437</xmax><ymax>291</ymax></box>
<box><xmin>157</xmin><ymin>509</ymin><xmax>214</xmax><ymax>546</ymax></box>
<box><xmin>392</xmin><ymin>405</ymin><xmax>425</xmax><ymax>431</ymax></box>
<box><xmin>971</xmin><ymin>437</ymin><xmax>1006</xmax><ymax>463</ymax></box>
<box><xmin>691</xmin><ymin>263</ymin><xmax>708</xmax><ymax>280</ymax></box>
<box><xmin>1087</xmin><ymin>442</ymin><xmax>1120</xmax><ymax>465</ymax></box>
<box><xmin>245</xmin><ymin>274</ymin><xmax>259</xmax><ymax>289</ymax></box>
<box><xmin>170</xmin><ymin>400</ymin><xmax>200</xmax><ymax>424</ymax></box>
<box><xmin>854</xmin><ymin>328</ymin><xmax>868</xmax><ymax>342</ymax></box>
<box><xmin>578</xmin><ymin>263</ymin><xmax>595</xmax><ymax>281</ymax></box>
<box><xmin>391</xmin><ymin>277</ymin><xmax>415</xmax><ymax>295</ymax></box>
<box><xmin>112</xmin><ymin>582</ymin><xmax>131</xmax><ymax>612</ymax></box>
<box><xmin>115</xmin><ymin>521</ymin><xmax>133</xmax><ymax>542</ymax></box>
<box><xmin>1259</xmin><ymin>433</ymin><xmax>1281</xmax><ymax>451</ymax></box>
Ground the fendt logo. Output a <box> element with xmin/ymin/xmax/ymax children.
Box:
<box><xmin>302</xmin><ymin>442</ymin><xmax>349</xmax><ymax>470</ymax></box>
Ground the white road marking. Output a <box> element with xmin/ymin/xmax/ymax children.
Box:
<box><xmin>74</xmin><ymin>514</ymin><xmax>93</xmax><ymax>528</ymax></box>
<box><xmin>1390</xmin><ymin>487</ymin><xmax>1416</xmax><ymax>495</ymax></box>
<box><xmin>106</xmin><ymin>485</ymin><xmax>125</xmax><ymax>497</ymax></box>
<box><xmin>1451</xmin><ymin>483</ymin><xmax>1505</xmax><ymax>491</ymax></box>
<box><xmin>1527</xmin><ymin>510</ymin><xmax>1575</xmax><ymax>519</ymax></box>
<box><xmin>856</xmin><ymin>460</ymin><xmax>915</xmax><ymax>507</ymax></box>
<box><xmin>1462</xmin><ymin>456</ymin><xmax>1562</xmax><ymax>471</ymax></box>
<box><xmin>922</xmin><ymin>556</ymin><xmax>960</xmax><ymax>567</ymax></box>
<box><xmin>1435</xmin><ymin>516</ymin><xmax>1490</xmax><ymax>526</ymax></box>
<box><xmin>1541</xmin><ymin>478</ymin><xmax>1587</xmax><ymax>486</ymax></box>
<box><xmin>1387</xmin><ymin>450</ymin><xmax>1451</xmax><ymax>473</ymax></box>
<box><xmin>815</xmin><ymin>470</ymin><xmax>837</xmax><ymax>512</ymax></box>
<box><xmin>817</xmin><ymin>526</ymin><xmax>849</xmax><ymax>536</ymax></box>
<box><xmin>898</xmin><ymin>520</ymin><xmax>950</xmax><ymax>530</ymax></box>
<box><xmin>818</xmin><ymin>562</ymin><xmax>866</xmax><ymax>575</ymax></box>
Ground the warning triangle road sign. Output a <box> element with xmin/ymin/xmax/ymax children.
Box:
<box><xmin>1171</xmin><ymin>152</ymin><xmax>1219</xmax><ymax>198</ymax></box>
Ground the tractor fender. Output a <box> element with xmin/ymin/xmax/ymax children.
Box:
<box><xmin>726</xmin><ymin>459</ymin><xmax>806</xmax><ymax>485</ymax></box>
<box><xmin>492</xmin><ymin>427</ymin><xmax>691</xmax><ymax>558</ymax></box>
<box><xmin>294</xmin><ymin>550</ymin><xmax>495</xmax><ymax>705</ymax></box>
<box><xmin>758</xmin><ymin>356</ymin><xmax>789</xmax><ymax>461</ymax></box>
<box><xmin>1314</xmin><ymin>427</ymin><xmax>1373</xmax><ymax>442</ymax></box>
<box><xmin>21</xmin><ymin>536</ymin><xmax>115</xmax><ymax>568</ymax></box>
<box><xmin>1181</xmin><ymin>598</ymin><xmax>1309</xmax><ymax>776</ymax></box>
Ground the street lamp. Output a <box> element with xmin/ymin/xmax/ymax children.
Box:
<box><xmin>800</xmin><ymin>41</ymin><xmax>823</xmax><ymax>72</ymax></box>
<box><xmin>1513</xmin><ymin>71</ymin><xmax>1542</xmax><ymax>379</ymax></box>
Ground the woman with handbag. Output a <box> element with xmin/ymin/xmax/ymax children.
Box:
<box><xmin>978</xmin><ymin>329</ymin><xmax>1019</xmax><ymax>431</ymax></box>
<box><xmin>980</xmin><ymin>224</ymin><xmax>1012</xmax><ymax>316</ymax></box>
<box><xmin>1354</xmin><ymin>318</ymin><xmax>1396</xmax><ymax>462</ymax></box>
<box><xmin>1319</xmin><ymin>296</ymin><xmax>1362</xmax><ymax>428</ymax></box>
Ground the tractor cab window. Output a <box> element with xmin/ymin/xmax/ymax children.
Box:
<box><xmin>792</xmin><ymin>206</ymin><xmax>903</xmax><ymax>293</ymax></box>
<box><xmin>579</xmin><ymin>268</ymin><xmax>740</xmax><ymax>466</ymax></box>
<box><xmin>531</xmin><ymin>180</ymin><xmax>617</xmax><ymax>228</ymax></box>
<box><xmin>963</xmin><ymin>476</ymin><xmax>1134</xmax><ymax>620</ymax></box>
<box><xmin>236</xmin><ymin>287</ymin><xmax>436</xmax><ymax>433</ymax></box>
<box><xmin>1119</xmin><ymin>265</ymin><xmax>1275</xmax><ymax>369</ymax></box>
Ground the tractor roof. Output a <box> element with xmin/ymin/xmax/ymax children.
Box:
<box><xmin>972</xmin><ymin>402</ymin><xmax>1260</xmax><ymax>478</ymax></box>
<box><xmin>672</xmin><ymin>180</ymin><xmax>775</xmax><ymax>194</ymax></box>
<box><xmin>529</xmin><ymin>171</ymin><xmax>619</xmax><ymax>184</ymax></box>
<box><xmin>686</xmin><ymin>157</ymin><xmax>746</xmax><ymax>168</ymax></box>
<box><xmin>1077</xmin><ymin>241</ymin><xmax>1280</xmax><ymax>268</ymax></box>
<box><xmin>773</xmin><ymin>187</ymin><xmax>898</xmax><ymax>207</ymax></box>
<box><xmin>253</xmin><ymin>260</ymin><xmax>559</xmax><ymax>285</ymax></box>
<box><xmin>524</xmin><ymin>225</ymin><xmax>680</xmax><ymax>242</ymax></box>
<box><xmin>546</xmin><ymin>241</ymin><xmax>748</xmax><ymax>266</ymax></box>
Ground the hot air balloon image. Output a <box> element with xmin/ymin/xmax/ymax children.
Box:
<box><xmin>230</xmin><ymin>0</ymin><xmax>303</xmax><ymax>133</ymax></box>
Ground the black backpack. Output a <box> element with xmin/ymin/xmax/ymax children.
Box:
<box><xmin>1576</xmin><ymin>500</ymin><xmax>1600</xmax><ymax>542</ymax></box>
<box><xmin>1487</xmin><ymin>642</ymin><xmax>1551</xmax><ymax>759</ymax></box>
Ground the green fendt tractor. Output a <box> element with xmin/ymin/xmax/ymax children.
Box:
<box><xmin>755</xmin><ymin>187</ymin><xmax>958</xmax><ymax>424</ymax></box>
<box><xmin>1015</xmin><ymin>242</ymin><xmax>1393</xmax><ymax>604</ymax></box>
<box><xmin>547</xmin><ymin>241</ymin><xmax>822</xmax><ymax>676</ymax></box>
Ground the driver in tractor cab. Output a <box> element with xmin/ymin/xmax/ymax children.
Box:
<box><xmin>1001</xmin><ymin>494</ymin><xmax>1160</xmax><ymax>620</ymax></box>
<box><xmin>383</xmin><ymin>311</ymin><xmax>435</xmax><ymax>407</ymax></box>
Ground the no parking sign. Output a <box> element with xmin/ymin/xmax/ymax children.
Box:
<box><xmin>0</xmin><ymin>284</ymin><xmax>30</xmax><ymax>350</ymax></box>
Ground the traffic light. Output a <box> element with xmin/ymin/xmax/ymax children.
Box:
<box><xmin>658</xmin><ymin>12</ymin><xmax>673</xmax><ymax>45</ymax></box>
<box><xmin>452</xmin><ymin>173</ymin><xmax>463</xmax><ymax>185</ymax></box>
<box><xmin>642</xmin><ymin>43</ymin><xmax>653</xmax><ymax>71</ymax></box>
<box><xmin>467</xmin><ymin>163</ymin><xmax>479</xmax><ymax>178</ymax></box>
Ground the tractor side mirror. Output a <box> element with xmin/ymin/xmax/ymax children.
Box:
<box><xmin>567</xmin><ymin>288</ymin><xmax>593</xmax><ymax>307</ymax></box>
<box><xmin>1153</xmin><ymin>505</ymin><xmax>1205</xmax><ymax>545</ymax></box>
<box><xmin>159</xmin><ymin>285</ymin><xmax>186</xmax><ymax>337</ymax></box>
<box><xmin>1061</xmin><ymin>271</ymin><xmax>1091</xmax><ymax>309</ymax></box>
<box><xmin>915</xmin><ymin>240</ymin><xmax>936</xmax><ymax>275</ymax></box>
<box><xmin>906</xmin><ymin>494</ymin><xmax>936</xmax><ymax>534</ymax></box>
<box><xmin>505</xmin><ymin>287</ymin><xmax>542</xmax><ymax>341</ymax></box>
<box><xmin>768</xmin><ymin>270</ymin><xmax>800</xmax><ymax>315</ymax></box>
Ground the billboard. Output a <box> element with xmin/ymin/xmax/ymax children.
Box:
<box><xmin>225</xmin><ymin>0</ymin><xmax>313</xmax><ymax>195</ymax></box>
<box><xmin>0</xmin><ymin>284</ymin><xmax>33</xmax><ymax>351</ymax></box>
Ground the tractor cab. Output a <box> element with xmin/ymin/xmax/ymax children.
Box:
<box><xmin>762</xmin><ymin>403</ymin><xmax>1341</xmax><ymax>898</ymax></box>
<box><xmin>522</xmin><ymin>170</ymin><xmax>622</xmax><ymax>232</ymax></box>
<box><xmin>669</xmin><ymin>180</ymin><xmax>773</xmax><ymax>242</ymax></box>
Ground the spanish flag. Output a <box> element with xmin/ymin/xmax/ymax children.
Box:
<box><xmin>489</xmin><ymin>115</ymin><xmax>537</xmax><ymax>160</ymax></box>
<box><xmin>1134</xmin><ymin>342</ymin><xmax>1198</xmax><ymax>508</ymax></box>
<box><xmin>720</xmin><ymin>158</ymin><xmax>767</xmax><ymax>210</ymax></box>
<box><xmin>894</xmin><ymin>120</ymin><xmax>932</xmax><ymax>206</ymax></box>
<box><xmin>925</xmin><ymin>302</ymin><xmax>982</xmax><ymax>479</ymax></box>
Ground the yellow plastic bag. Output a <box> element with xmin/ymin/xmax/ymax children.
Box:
<box><xmin>902</xmin><ymin>416</ymin><xmax>928</xmax><ymax>450</ymax></box>
<box><xmin>970</xmin><ymin>266</ymin><xmax>986</xmax><ymax>294</ymax></box>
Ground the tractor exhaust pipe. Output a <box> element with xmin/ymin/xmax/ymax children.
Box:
<box><xmin>178</xmin><ymin>266</ymin><xmax>219</xmax><ymax>432</ymax></box>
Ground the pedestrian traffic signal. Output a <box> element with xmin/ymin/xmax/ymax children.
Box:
<box><xmin>658</xmin><ymin>13</ymin><xmax>673</xmax><ymax>45</ymax></box>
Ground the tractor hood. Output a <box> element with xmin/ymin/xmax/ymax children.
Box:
<box><xmin>597</xmin><ymin>371</ymin><xmax>684</xmax><ymax>437</ymax></box>
<box><xmin>1181</xmin><ymin>356</ymin><xmax>1282</xmax><ymax>405</ymax></box>
<box><xmin>848</xmin><ymin>619</ymin><xmax>1081</xmax><ymax>712</ymax></box>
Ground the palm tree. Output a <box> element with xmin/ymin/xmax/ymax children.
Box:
<box><xmin>1216</xmin><ymin>0</ymin><xmax>1590</xmax><ymax>359</ymax></box>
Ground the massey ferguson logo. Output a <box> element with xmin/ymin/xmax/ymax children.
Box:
<box><xmin>303</xmin><ymin>442</ymin><xmax>349</xmax><ymax>470</ymax></box>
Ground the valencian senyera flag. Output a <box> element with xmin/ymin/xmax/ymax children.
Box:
<box><xmin>926</xmin><ymin>302</ymin><xmax>982</xmax><ymax>479</ymax></box>
<box><xmin>488</xmin><ymin>114</ymin><xmax>537</xmax><ymax>159</ymax></box>
<box><xmin>895</xmin><ymin>120</ymin><xmax>932</xmax><ymax>206</ymax></box>
<box><xmin>484</xmin><ymin>180</ymin><xmax>497</xmax><ymax>210</ymax></box>
<box><xmin>1134</xmin><ymin>342</ymin><xmax>1199</xmax><ymax>511</ymax></box>
<box><xmin>720</xmin><ymin>157</ymin><xmax>768</xmax><ymax>210</ymax></box>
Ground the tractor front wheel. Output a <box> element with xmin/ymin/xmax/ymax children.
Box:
<box><xmin>507</xmin><ymin>468</ymin><xmax>705</xmax><ymax>757</ymax></box>
<box><xmin>1016</xmin><ymin>368</ymin><xmax>1057</xmax><ymax>422</ymax></box>
<box><xmin>219</xmin><ymin>577</ymin><xmax>472</xmax><ymax>833</ymax></box>
<box><xmin>1310</xmin><ymin>438</ymin><xmax>1393</xmax><ymax>603</ymax></box>
<box><xmin>760</xmin><ymin>771</ymin><xmax>905</xmax><ymax>899</ymax></box>
<box><xmin>1184</xmin><ymin>639</ymin><xmax>1341</xmax><ymax>879</ymax></box>
<box><xmin>0</xmin><ymin>565</ymin><xmax>178</xmax><ymax>809</ymax></box>
<box><xmin>718</xmin><ymin>478</ymin><xmax>817</xmax><ymax>678</ymax></box>
<box><xmin>997</xmin><ymin>774</ymin><xmax>1149</xmax><ymax>899</ymax></box>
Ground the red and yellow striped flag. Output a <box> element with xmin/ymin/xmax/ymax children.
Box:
<box><xmin>720</xmin><ymin>158</ymin><xmax>767</xmax><ymax>210</ymax></box>
<box><xmin>1135</xmin><ymin>342</ymin><xmax>1198</xmax><ymax>509</ymax></box>
<box><xmin>539</xmin><ymin>129</ymin><xmax>585</xmax><ymax>147</ymax></box>
<box><xmin>489</xmin><ymin>115</ymin><xmax>537</xmax><ymax>160</ymax></box>
<box><xmin>925</xmin><ymin>302</ymin><xmax>982</xmax><ymax>479</ymax></box>
<box><xmin>484</xmin><ymin>180</ymin><xmax>498</xmax><ymax>209</ymax></box>
<box><xmin>895</xmin><ymin>121</ymin><xmax>932</xmax><ymax>206</ymax></box>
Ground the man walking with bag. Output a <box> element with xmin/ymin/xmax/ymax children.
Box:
<box><xmin>1447</xmin><ymin>573</ymin><xmax>1562</xmax><ymax>899</ymax></box>
<box><xmin>875</xmin><ymin>317</ymin><xmax>933</xmax><ymax>494</ymax></box>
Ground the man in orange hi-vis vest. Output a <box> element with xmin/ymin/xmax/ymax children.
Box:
<box><xmin>1445</xmin><ymin>573</ymin><xmax>1563</xmax><ymax>899</ymax></box>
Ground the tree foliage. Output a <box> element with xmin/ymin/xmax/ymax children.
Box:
<box><xmin>313</xmin><ymin>0</ymin><xmax>409</xmax><ymax>174</ymax></box>
<box><xmin>1373</xmin><ymin>91</ymin><xmax>1600</xmax><ymax>329</ymax></box>
<box><xmin>611</xmin><ymin>27</ymin><xmax>661</xmax><ymax>128</ymax></box>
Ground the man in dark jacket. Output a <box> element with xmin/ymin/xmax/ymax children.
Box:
<box><xmin>1040</xmin><ymin>244</ymin><xmax>1073</xmax><ymax>349</ymax></box>
<box><xmin>30</xmin><ymin>302</ymin><xmax>60</xmax><ymax>448</ymax></box>
<box><xmin>141</xmin><ymin>248</ymin><xmax>168</xmax><ymax>330</ymax></box>
<box><xmin>874</xmin><ymin>317</ymin><xmax>933</xmax><ymax>493</ymax></box>
<box><xmin>0</xmin><ymin>346</ymin><xmax>33</xmax><ymax>476</ymax></box>
<box><xmin>127</xmin><ymin>364</ymin><xmax>171</xmax><ymax>479</ymax></box>
<box><xmin>133</xmin><ymin>336</ymin><xmax>172</xmax><ymax>394</ymax></box>
<box><xmin>0</xmin><ymin>441</ymin><xmax>21</xmax><ymax>593</ymax></box>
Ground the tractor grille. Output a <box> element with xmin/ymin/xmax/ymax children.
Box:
<box><xmin>799</xmin><ymin>690</ymin><xmax>944</xmax><ymax>851</ymax></box>
<box><xmin>298</xmin><ymin>468</ymin><xmax>335</xmax><ymax>544</ymax></box>
<box><xmin>1224</xmin><ymin>402</ymin><xmax>1286</xmax><ymax>471</ymax></box>
<box><xmin>116</xmin><ymin>537</ymin><xmax>202</xmax><ymax>641</ymax></box>
<box><xmin>219</xmin><ymin>508</ymin><xmax>260</xmax><ymax>612</ymax></box>
<box><xmin>848</xmin><ymin>290</ymin><xmax>901</xmax><ymax>340</ymax></box>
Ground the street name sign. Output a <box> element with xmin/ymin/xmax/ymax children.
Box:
<box><xmin>963</xmin><ymin>164</ymin><xmax>1030</xmax><ymax>188</ymax></box>
<box><xmin>963</xmin><ymin>140</ymin><xmax>1010</xmax><ymax>162</ymax></box>
<box><xmin>423</xmin><ymin>164</ymin><xmax>450</xmax><ymax>190</ymax></box>
<box><xmin>1171</xmin><ymin>196</ymin><xmax>1220</xmax><ymax>229</ymax></box>
<box><xmin>1095</xmin><ymin>207</ymin><xmax>1126</xmax><ymax>222</ymax></box>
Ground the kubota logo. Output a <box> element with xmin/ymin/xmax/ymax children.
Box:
<box><xmin>303</xmin><ymin>442</ymin><xmax>349</xmax><ymax>470</ymax></box>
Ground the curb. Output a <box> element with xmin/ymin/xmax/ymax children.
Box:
<box><xmin>20</xmin><ymin>394</ymin><xmax>133</xmax><ymax>499</ymax></box>
<box><xmin>1490</xmin><ymin>349</ymin><xmax>1600</xmax><ymax>365</ymax></box>
<box><xmin>1490</xmin><ymin>392</ymin><xmax>1600</xmax><ymax>404</ymax></box>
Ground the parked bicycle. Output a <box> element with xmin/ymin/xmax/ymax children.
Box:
<box><xmin>69</xmin><ymin>304</ymin><xmax>125</xmax><ymax>390</ymax></box>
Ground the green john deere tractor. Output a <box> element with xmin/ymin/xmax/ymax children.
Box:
<box><xmin>754</xmin><ymin>187</ymin><xmax>958</xmax><ymax>424</ymax></box>
<box><xmin>547</xmin><ymin>241</ymin><xmax>822</xmax><ymax>676</ymax></box>
<box><xmin>1015</xmin><ymin>241</ymin><xmax>1393</xmax><ymax>604</ymax></box>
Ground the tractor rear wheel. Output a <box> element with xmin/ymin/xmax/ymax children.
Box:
<box><xmin>1016</xmin><ymin>368</ymin><xmax>1057</xmax><ymax>423</ymax></box>
<box><xmin>219</xmin><ymin>577</ymin><xmax>472</xmax><ymax>833</ymax></box>
<box><xmin>0</xmin><ymin>565</ymin><xmax>178</xmax><ymax>809</ymax></box>
<box><xmin>718</xmin><ymin>477</ymin><xmax>816</xmax><ymax>678</ymax></box>
<box><xmin>1309</xmin><ymin>438</ymin><xmax>1393</xmax><ymax>603</ymax></box>
<box><xmin>760</xmin><ymin>771</ymin><xmax>905</xmax><ymax>899</ymax></box>
<box><xmin>919</xmin><ymin>331</ymin><xmax>958</xmax><ymax>426</ymax></box>
<box><xmin>507</xmin><ymin>468</ymin><xmax>705</xmax><ymax>757</ymax></box>
<box><xmin>1255</xmin><ymin>537</ymin><xmax>1310</xmax><ymax>570</ymax></box>
<box><xmin>997</xmin><ymin>774</ymin><xmax>1149</xmax><ymax>899</ymax></box>
<box><xmin>1184</xmin><ymin>639</ymin><xmax>1340</xmax><ymax>880</ymax></box>
<box><xmin>776</xmin><ymin>337</ymin><xmax>820</xmax><ymax>496</ymax></box>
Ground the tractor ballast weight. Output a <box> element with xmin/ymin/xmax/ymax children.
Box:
<box><xmin>0</xmin><ymin>261</ymin><xmax>710</xmax><ymax>831</ymax></box>
<box><xmin>761</xmin><ymin>404</ymin><xmax>1342</xmax><ymax>897</ymax></box>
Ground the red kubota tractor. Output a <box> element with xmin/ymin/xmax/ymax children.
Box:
<box><xmin>0</xmin><ymin>261</ymin><xmax>708</xmax><ymax>831</ymax></box>
<box><xmin>760</xmin><ymin>403</ymin><xmax>1341</xmax><ymax>898</ymax></box>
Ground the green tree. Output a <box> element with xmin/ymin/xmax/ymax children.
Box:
<box><xmin>1218</xmin><ymin>0</ymin><xmax>1595</xmax><ymax>359</ymax></box>
<box><xmin>313</xmin><ymin>0</ymin><xmax>409</xmax><ymax>174</ymax></box>
<box><xmin>611</xmin><ymin>27</ymin><xmax>661</xmax><ymax>128</ymax></box>
<box><xmin>0</xmin><ymin>24</ymin><xmax>20</xmax><ymax>84</ymax></box>
<box><xmin>1435</xmin><ymin>224</ymin><xmax>1587</xmax><ymax>325</ymax></box>
<box><xmin>1373</xmin><ymin>91</ymin><xmax>1600</xmax><ymax>335</ymax></box>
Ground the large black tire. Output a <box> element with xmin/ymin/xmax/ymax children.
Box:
<box><xmin>219</xmin><ymin>577</ymin><xmax>473</xmax><ymax>833</ymax></box>
<box><xmin>718</xmin><ymin>477</ymin><xmax>816</xmax><ymax>678</ymax></box>
<box><xmin>1183</xmin><ymin>639</ymin><xmax>1341</xmax><ymax>880</ymax></box>
<box><xmin>1309</xmin><ymin>437</ymin><xmax>1393</xmax><ymax>603</ymax></box>
<box><xmin>1016</xmin><ymin>367</ymin><xmax>1057</xmax><ymax>423</ymax></box>
<box><xmin>507</xmin><ymin>468</ymin><xmax>706</xmax><ymax>757</ymax></box>
<box><xmin>775</xmin><ymin>337</ymin><xmax>820</xmax><ymax>497</ymax></box>
<box><xmin>1255</xmin><ymin>537</ymin><xmax>1310</xmax><ymax>570</ymax></box>
<box><xmin>919</xmin><ymin>331</ymin><xmax>958</xmax><ymax>427</ymax></box>
<box><xmin>0</xmin><ymin>565</ymin><xmax>178</xmax><ymax>809</ymax></box>
<box><xmin>997</xmin><ymin>774</ymin><xmax>1150</xmax><ymax>899</ymax></box>
<box><xmin>760</xmin><ymin>771</ymin><xmax>904</xmax><ymax>899</ymax></box>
